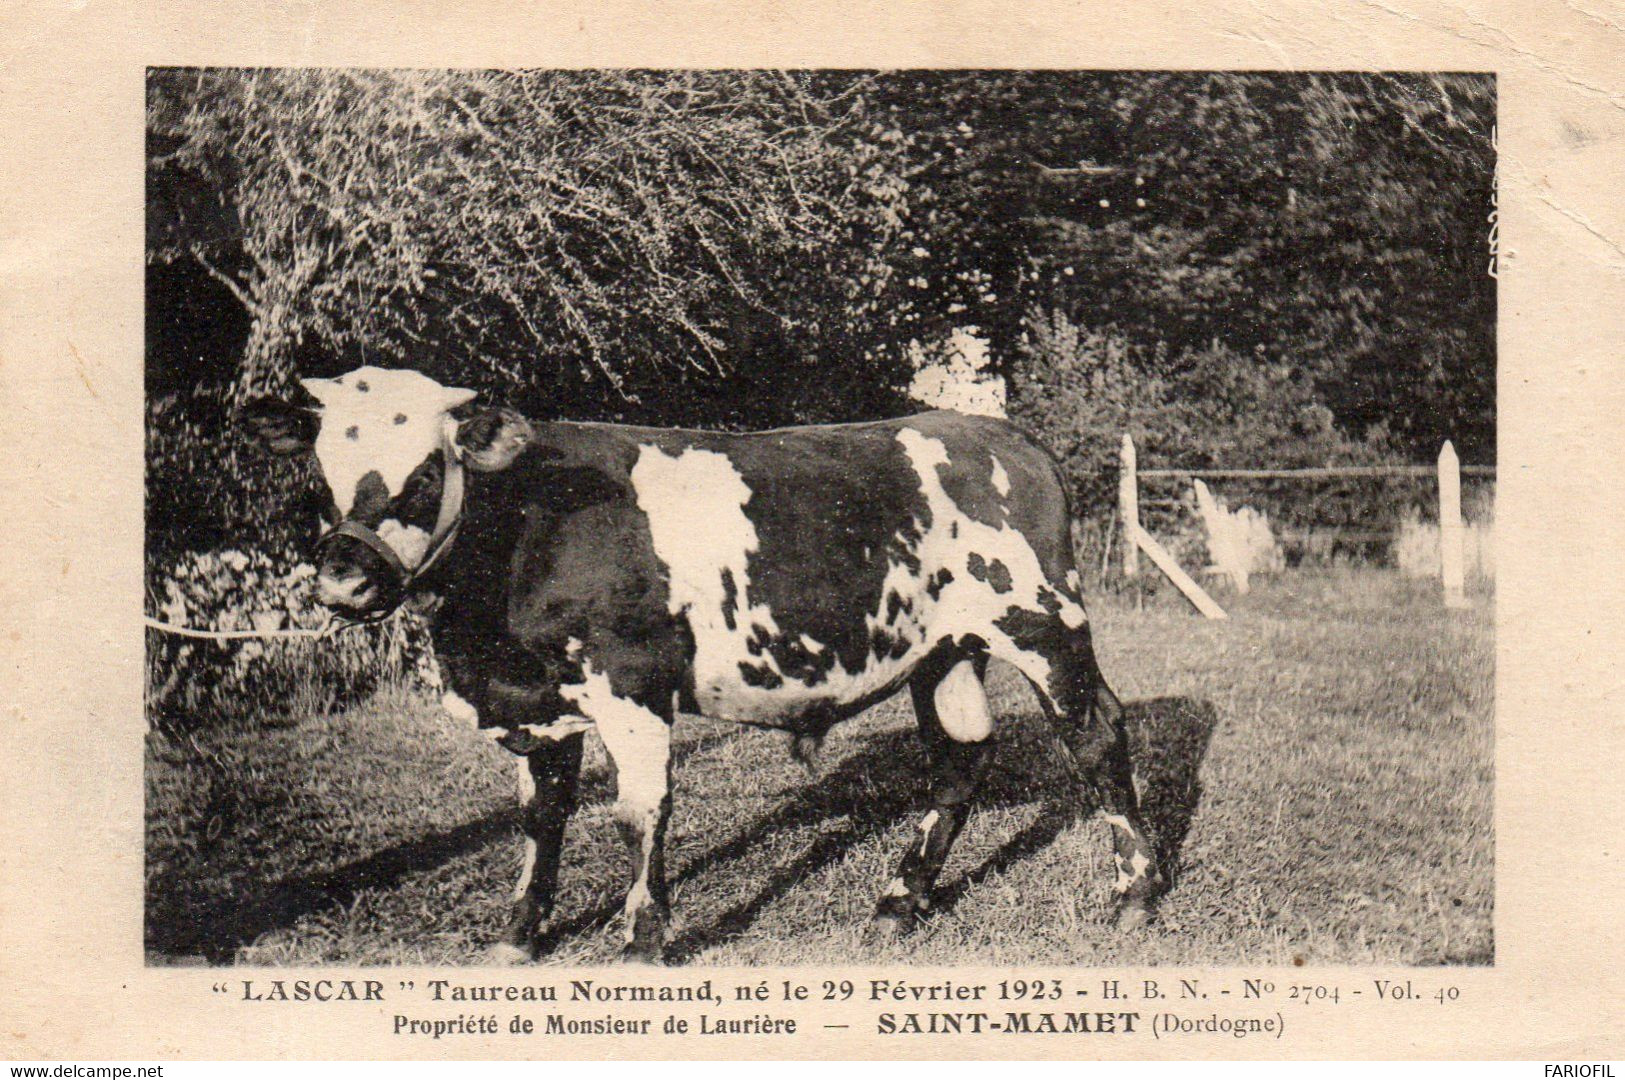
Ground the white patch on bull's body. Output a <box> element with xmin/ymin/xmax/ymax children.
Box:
<box><xmin>517</xmin><ymin>717</ymin><xmax>596</xmax><ymax>741</ymax></box>
<box><xmin>557</xmin><ymin>656</ymin><xmax>670</xmax><ymax>818</ymax></box>
<box><xmin>917</xmin><ymin>809</ymin><xmax>941</xmax><ymax>857</ymax></box>
<box><xmin>1115</xmin><ymin>850</ymin><xmax>1153</xmax><ymax>894</ymax></box>
<box><xmin>989</xmin><ymin>454</ymin><xmax>1011</xmax><ymax>497</ymax></box>
<box><xmin>512</xmin><ymin>757</ymin><xmax>538</xmax><ymax>900</ymax></box>
<box><xmin>514</xmin><ymin>838</ymin><xmax>538</xmax><ymax>901</ymax></box>
<box><xmin>630</xmin><ymin>445</ymin><xmax>784</xmax><ymax>714</ymax></box>
<box><xmin>303</xmin><ymin>366</ymin><xmax>474</xmax><ymax>517</ymax></box>
<box><xmin>441</xmin><ymin>690</ymin><xmax>479</xmax><ymax>728</ymax></box>
<box><xmin>514</xmin><ymin>755</ymin><xmax>536</xmax><ymax>805</ymax></box>
<box><xmin>883</xmin><ymin>877</ymin><xmax>910</xmax><ymax>898</ymax></box>
<box><xmin>933</xmin><ymin>660</ymin><xmax>993</xmax><ymax>743</ymax></box>
<box><xmin>631</xmin><ymin>445</ymin><xmax>908</xmax><ymax>723</ymax></box>
<box><xmin>1101</xmin><ymin>813</ymin><xmax>1153</xmax><ymax>893</ymax></box>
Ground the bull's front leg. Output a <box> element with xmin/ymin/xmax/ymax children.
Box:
<box><xmin>612</xmin><ymin>745</ymin><xmax>673</xmax><ymax>964</ymax></box>
<box><xmin>491</xmin><ymin>732</ymin><xmax>586</xmax><ymax>963</ymax></box>
<box><xmin>558</xmin><ymin>656</ymin><xmax>676</xmax><ymax>963</ymax></box>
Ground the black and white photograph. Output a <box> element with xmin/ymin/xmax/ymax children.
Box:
<box><xmin>143</xmin><ymin>68</ymin><xmax>1496</xmax><ymax>969</ymax></box>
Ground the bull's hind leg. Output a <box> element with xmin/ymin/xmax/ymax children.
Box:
<box><xmin>869</xmin><ymin>652</ymin><xmax>996</xmax><ymax>941</ymax></box>
<box><xmin>493</xmin><ymin>733</ymin><xmax>585</xmax><ymax>963</ymax></box>
<box><xmin>995</xmin><ymin>615</ymin><xmax>1165</xmax><ymax>929</ymax></box>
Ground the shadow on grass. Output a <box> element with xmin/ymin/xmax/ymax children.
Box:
<box><xmin>146</xmin><ymin>811</ymin><xmax>519</xmax><ymax>964</ymax></box>
<box><xmin>662</xmin><ymin>694</ymin><xmax>1219</xmax><ymax>962</ymax></box>
<box><xmin>147</xmin><ymin>697</ymin><xmax>1217</xmax><ymax>965</ymax></box>
<box><xmin>144</xmin><ymin>725</ymin><xmax>730</xmax><ymax>964</ymax></box>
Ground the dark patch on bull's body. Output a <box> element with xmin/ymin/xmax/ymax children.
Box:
<box><xmin>720</xmin><ymin>568</ymin><xmax>740</xmax><ymax>631</ymax></box>
<box><xmin>926</xmin><ymin>567</ymin><xmax>954</xmax><ymax>599</ymax></box>
<box><xmin>738</xmin><ymin>660</ymin><xmax>783</xmax><ymax>689</ymax></box>
<box><xmin>426</xmin><ymin>435</ymin><xmax>690</xmax><ymax>733</ymax></box>
<box><xmin>711</xmin><ymin>424</ymin><xmax>934</xmax><ymax>683</ymax></box>
<box><xmin>985</xmin><ymin>558</ymin><xmax>1013</xmax><ymax>594</ymax></box>
<box><xmin>869</xmin><ymin>625</ymin><xmax>912</xmax><ymax>663</ymax></box>
<box><xmin>933</xmin><ymin>444</ymin><xmax>1008</xmax><ymax>530</ymax></box>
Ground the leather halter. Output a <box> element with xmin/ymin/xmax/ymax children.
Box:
<box><xmin>316</xmin><ymin>428</ymin><xmax>466</xmax><ymax>596</ymax></box>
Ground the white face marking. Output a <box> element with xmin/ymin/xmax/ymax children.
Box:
<box><xmin>303</xmin><ymin>366</ymin><xmax>474</xmax><ymax>517</ymax></box>
<box><xmin>989</xmin><ymin>454</ymin><xmax>1011</xmax><ymax>497</ymax></box>
<box><xmin>441</xmin><ymin>690</ymin><xmax>479</xmax><ymax>728</ymax></box>
<box><xmin>932</xmin><ymin>660</ymin><xmax>993</xmax><ymax>743</ymax></box>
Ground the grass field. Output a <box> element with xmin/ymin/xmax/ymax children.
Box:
<box><xmin>145</xmin><ymin>568</ymin><xmax>1493</xmax><ymax>967</ymax></box>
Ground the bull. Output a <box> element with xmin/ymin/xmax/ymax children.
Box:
<box><xmin>245</xmin><ymin>365</ymin><xmax>1164</xmax><ymax>963</ymax></box>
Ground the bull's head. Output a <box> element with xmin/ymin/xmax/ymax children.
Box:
<box><xmin>242</xmin><ymin>366</ymin><xmax>532</xmax><ymax>617</ymax></box>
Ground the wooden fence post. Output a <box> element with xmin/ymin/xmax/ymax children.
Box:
<box><xmin>1128</xmin><ymin>524</ymin><xmax>1229</xmax><ymax>620</ymax></box>
<box><xmin>1439</xmin><ymin>440</ymin><xmax>1467</xmax><ymax>608</ymax></box>
<box><xmin>1119</xmin><ymin>433</ymin><xmax>1139</xmax><ymax>578</ymax></box>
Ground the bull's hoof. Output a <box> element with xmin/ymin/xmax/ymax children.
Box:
<box><xmin>863</xmin><ymin>911</ymin><xmax>914</xmax><ymax>948</ymax></box>
<box><xmin>620</xmin><ymin>940</ymin><xmax>667</xmax><ymax>965</ymax></box>
<box><xmin>1111</xmin><ymin>899</ymin><xmax>1155</xmax><ymax>932</ymax></box>
<box><xmin>486</xmin><ymin>942</ymin><xmax>535</xmax><ymax>965</ymax></box>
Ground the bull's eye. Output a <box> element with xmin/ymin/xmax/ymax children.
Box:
<box><xmin>394</xmin><ymin>413</ymin><xmax>408</xmax><ymax>425</ymax></box>
<box><xmin>345</xmin><ymin>425</ymin><xmax>360</xmax><ymax>440</ymax></box>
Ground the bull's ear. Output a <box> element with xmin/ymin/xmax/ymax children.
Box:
<box><xmin>455</xmin><ymin>407</ymin><xmax>534</xmax><ymax>471</ymax></box>
<box><xmin>440</xmin><ymin>386</ymin><xmax>478</xmax><ymax>411</ymax></box>
<box><xmin>240</xmin><ymin>398</ymin><xmax>319</xmax><ymax>455</ymax></box>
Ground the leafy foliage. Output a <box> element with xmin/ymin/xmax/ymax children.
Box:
<box><xmin>875</xmin><ymin>71</ymin><xmax>1496</xmax><ymax>462</ymax></box>
<box><xmin>1009</xmin><ymin>308</ymin><xmax>1419</xmax><ymax>558</ymax></box>
<box><xmin>148</xmin><ymin>69</ymin><xmax>917</xmax><ymax>425</ymax></box>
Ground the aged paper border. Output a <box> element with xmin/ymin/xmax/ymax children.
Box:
<box><xmin>2</xmin><ymin>0</ymin><xmax>1622</xmax><ymax>1060</ymax></box>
